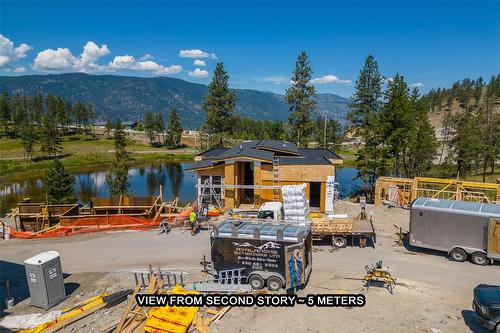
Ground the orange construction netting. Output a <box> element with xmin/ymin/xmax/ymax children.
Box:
<box><xmin>10</xmin><ymin>215</ymin><xmax>161</xmax><ymax>239</ymax></box>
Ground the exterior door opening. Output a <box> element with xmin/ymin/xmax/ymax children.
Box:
<box><xmin>242</xmin><ymin>162</ymin><xmax>254</xmax><ymax>204</ymax></box>
<box><xmin>310</xmin><ymin>182</ymin><xmax>321</xmax><ymax>209</ymax></box>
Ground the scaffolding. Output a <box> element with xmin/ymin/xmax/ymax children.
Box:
<box><xmin>374</xmin><ymin>176</ymin><xmax>500</xmax><ymax>207</ymax></box>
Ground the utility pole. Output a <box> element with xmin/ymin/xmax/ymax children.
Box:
<box><xmin>323</xmin><ymin>114</ymin><xmax>327</xmax><ymax>148</ymax></box>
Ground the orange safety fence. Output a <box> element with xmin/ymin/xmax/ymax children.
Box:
<box><xmin>10</xmin><ymin>215</ymin><xmax>160</xmax><ymax>239</ymax></box>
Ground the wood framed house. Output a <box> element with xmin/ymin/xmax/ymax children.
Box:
<box><xmin>186</xmin><ymin>140</ymin><xmax>343</xmax><ymax>212</ymax></box>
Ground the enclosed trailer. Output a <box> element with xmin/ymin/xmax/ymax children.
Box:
<box><xmin>211</xmin><ymin>219</ymin><xmax>312</xmax><ymax>291</ymax></box>
<box><xmin>409</xmin><ymin>197</ymin><xmax>500</xmax><ymax>265</ymax></box>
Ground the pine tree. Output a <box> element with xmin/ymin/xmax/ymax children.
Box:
<box><xmin>347</xmin><ymin>55</ymin><xmax>383</xmax><ymax>130</ymax></box>
<box><xmin>167</xmin><ymin>107</ymin><xmax>183</xmax><ymax>148</ymax></box>
<box><xmin>404</xmin><ymin>88</ymin><xmax>438</xmax><ymax>176</ymax></box>
<box><xmin>447</xmin><ymin>107</ymin><xmax>483</xmax><ymax>177</ymax></box>
<box><xmin>348</xmin><ymin>55</ymin><xmax>386</xmax><ymax>201</ymax></box>
<box><xmin>202</xmin><ymin>62</ymin><xmax>236</xmax><ymax>147</ymax></box>
<box><xmin>154</xmin><ymin>113</ymin><xmax>165</xmax><ymax>145</ymax></box>
<box><xmin>105</xmin><ymin>118</ymin><xmax>114</xmax><ymax>139</ymax></box>
<box><xmin>0</xmin><ymin>91</ymin><xmax>11</xmax><ymax>136</ymax></box>
<box><xmin>105</xmin><ymin>120</ymin><xmax>130</xmax><ymax>196</ymax></box>
<box><xmin>378</xmin><ymin>73</ymin><xmax>414</xmax><ymax>176</ymax></box>
<box><xmin>314</xmin><ymin>116</ymin><xmax>344</xmax><ymax>149</ymax></box>
<box><xmin>43</xmin><ymin>159</ymin><xmax>75</xmax><ymax>204</ymax></box>
<box><xmin>144</xmin><ymin>111</ymin><xmax>156</xmax><ymax>145</ymax></box>
<box><xmin>285</xmin><ymin>51</ymin><xmax>316</xmax><ymax>147</ymax></box>
<box><xmin>40</xmin><ymin>113</ymin><xmax>62</xmax><ymax>157</ymax></box>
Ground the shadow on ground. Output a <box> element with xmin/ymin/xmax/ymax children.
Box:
<box><xmin>462</xmin><ymin>310</ymin><xmax>489</xmax><ymax>333</ymax></box>
<box><xmin>0</xmin><ymin>260</ymin><xmax>79</xmax><ymax>316</ymax></box>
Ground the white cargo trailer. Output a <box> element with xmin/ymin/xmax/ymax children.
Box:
<box><xmin>409</xmin><ymin>197</ymin><xmax>500</xmax><ymax>265</ymax></box>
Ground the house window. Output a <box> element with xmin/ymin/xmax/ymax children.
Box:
<box><xmin>199</xmin><ymin>175</ymin><xmax>223</xmax><ymax>206</ymax></box>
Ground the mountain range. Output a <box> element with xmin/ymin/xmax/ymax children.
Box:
<box><xmin>0</xmin><ymin>73</ymin><xmax>350</xmax><ymax>129</ymax></box>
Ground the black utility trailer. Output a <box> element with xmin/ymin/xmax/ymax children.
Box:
<box><xmin>211</xmin><ymin>219</ymin><xmax>312</xmax><ymax>291</ymax></box>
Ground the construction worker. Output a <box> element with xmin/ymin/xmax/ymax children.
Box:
<box><xmin>189</xmin><ymin>211</ymin><xmax>198</xmax><ymax>235</ymax></box>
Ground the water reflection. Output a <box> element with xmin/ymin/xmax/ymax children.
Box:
<box><xmin>1</xmin><ymin>165</ymin><xmax>362</xmax><ymax>216</ymax></box>
<box><xmin>0</xmin><ymin>162</ymin><xmax>196</xmax><ymax>215</ymax></box>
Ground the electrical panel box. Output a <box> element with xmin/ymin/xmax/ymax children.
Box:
<box><xmin>24</xmin><ymin>251</ymin><xmax>66</xmax><ymax>309</ymax></box>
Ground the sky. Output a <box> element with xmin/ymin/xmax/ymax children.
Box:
<box><xmin>1</xmin><ymin>1</ymin><xmax>499</xmax><ymax>97</ymax></box>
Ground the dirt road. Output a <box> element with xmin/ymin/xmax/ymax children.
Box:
<box><xmin>1</xmin><ymin>202</ymin><xmax>498</xmax><ymax>332</ymax></box>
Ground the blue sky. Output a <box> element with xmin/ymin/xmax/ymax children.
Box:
<box><xmin>1</xmin><ymin>1</ymin><xmax>499</xmax><ymax>97</ymax></box>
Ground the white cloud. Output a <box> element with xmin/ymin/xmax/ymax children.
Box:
<box><xmin>74</xmin><ymin>41</ymin><xmax>110</xmax><ymax>71</ymax></box>
<box><xmin>0</xmin><ymin>34</ymin><xmax>32</xmax><ymax>67</ymax></box>
<box><xmin>32</xmin><ymin>41</ymin><xmax>181</xmax><ymax>75</ymax></box>
<box><xmin>33</xmin><ymin>42</ymin><xmax>109</xmax><ymax>72</ymax></box>
<box><xmin>410</xmin><ymin>82</ymin><xmax>425</xmax><ymax>88</ymax></box>
<box><xmin>310</xmin><ymin>75</ymin><xmax>351</xmax><ymax>84</ymax></box>
<box><xmin>179</xmin><ymin>49</ymin><xmax>217</xmax><ymax>59</ymax></box>
<box><xmin>258</xmin><ymin>76</ymin><xmax>288</xmax><ymax>85</ymax></box>
<box><xmin>140</xmin><ymin>54</ymin><xmax>154</xmax><ymax>61</ymax></box>
<box><xmin>33</xmin><ymin>48</ymin><xmax>76</xmax><ymax>70</ymax></box>
<box><xmin>188</xmin><ymin>68</ymin><xmax>209</xmax><ymax>78</ymax></box>
<box><xmin>193</xmin><ymin>59</ymin><xmax>206</xmax><ymax>67</ymax></box>
<box><xmin>14</xmin><ymin>66</ymin><xmax>26</xmax><ymax>73</ymax></box>
<box><xmin>108</xmin><ymin>55</ymin><xmax>182</xmax><ymax>75</ymax></box>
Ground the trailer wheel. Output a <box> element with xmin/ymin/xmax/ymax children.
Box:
<box><xmin>471</xmin><ymin>252</ymin><xmax>488</xmax><ymax>266</ymax></box>
<box><xmin>248</xmin><ymin>274</ymin><xmax>265</xmax><ymax>290</ymax></box>
<box><xmin>449</xmin><ymin>248</ymin><xmax>467</xmax><ymax>262</ymax></box>
<box><xmin>333</xmin><ymin>237</ymin><xmax>347</xmax><ymax>248</ymax></box>
<box><xmin>267</xmin><ymin>276</ymin><xmax>283</xmax><ymax>291</ymax></box>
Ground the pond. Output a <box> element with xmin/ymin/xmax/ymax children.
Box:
<box><xmin>0</xmin><ymin>164</ymin><xmax>362</xmax><ymax>216</ymax></box>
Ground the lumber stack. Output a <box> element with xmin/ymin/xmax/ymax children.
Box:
<box><xmin>113</xmin><ymin>277</ymin><xmax>233</xmax><ymax>333</ymax></box>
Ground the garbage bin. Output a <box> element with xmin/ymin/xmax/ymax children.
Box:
<box><xmin>24</xmin><ymin>251</ymin><xmax>66</xmax><ymax>309</ymax></box>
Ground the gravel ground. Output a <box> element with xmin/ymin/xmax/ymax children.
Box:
<box><xmin>1</xmin><ymin>201</ymin><xmax>498</xmax><ymax>332</ymax></box>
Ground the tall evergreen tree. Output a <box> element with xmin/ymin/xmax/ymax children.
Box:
<box><xmin>348</xmin><ymin>55</ymin><xmax>387</xmax><ymax>201</ymax></box>
<box><xmin>43</xmin><ymin>159</ymin><xmax>75</xmax><ymax>204</ymax></box>
<box><xmin>202</xmin><ymin>62</ymin><xmax>236</xmax><ymax>147</ymax></box>
<box><xmin>167</xmin><ymin>107</ymin><xmax>183</xmax><ymax>148</ymax></box>
<box><xmin>105</xmin><ymin>118</ymin><xmax>114</xmax><ymax>139</ymax></box>
<box><xmin>154</xmin><ymin>112</ymin><xmax>165</xmax><ymax>145</ymax></box>
<box><xmin>40</xmin><ymin>112</ymin><xmax>62</xmax><ymax>157</ymax></box>
<box><xmin>378</xmin><ymin>73</ymin><xmax>414</xmax><ymax>176</ymax></box>
<box><xmin>284</xmin><ymin>51</ymin><xmax>316</xmax><ymax>147</ymax></box>
<box><xmin>404</xmin><ymin>88</ymin><xmax>438</xmax><ymax>176</ymax></box>
<box><xmin>105</xmin><ymin>120</ymin><xmax>130</xmax><ymax>196</ymax></box>
<box><xmin>446</xmin><ymin>106</ymin><xmax>483</xmax><ymax>177</ymax></box>
<box><xmin>0</xmin><ymin>91</ymin><xmax>11</xmax><ymax>136</ymax></box>
<box><xmin>144</xmin><ymin>111</ymin><xmax>156</xmax><ymax>145</ymax></box>
<box><xmin>347</xmin><ymin>55</ymin><xmax>383</xmax><ymax>130</ymax></box>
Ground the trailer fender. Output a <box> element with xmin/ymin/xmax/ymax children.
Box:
<box><xmin>448</xmin><ymin>246</ymin><xmax>485</xmax><ymax>255</ymax></box>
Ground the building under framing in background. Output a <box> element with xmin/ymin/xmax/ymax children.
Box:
<box><xmin>185</xmin><ymin>140</ymin><xmax>343</xmax><ymax>212</ymax></box>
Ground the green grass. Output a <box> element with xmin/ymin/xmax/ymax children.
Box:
<box><xmin>0</xmin><ymin>135</ymin><xmax>195</xmax><ymax>177</ymax></box>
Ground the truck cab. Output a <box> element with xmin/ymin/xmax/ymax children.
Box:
<box><xmin>257</xmin><ymin>202</ymin><xmax>284</xmax><ymax>221</ymax></box>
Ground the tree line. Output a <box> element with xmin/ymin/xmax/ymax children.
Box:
<box><xmin>348</xmin><ymin>55</ymin><xmax>499</xmax><ymax>201</ymax></box>
<box><xmin>200</xmin><ymin>57</ymin><xmax>344</xmax><ymax>150</ymax></box>
<box><xmin>0</xmin><ymin>92</ymin><xmax>96</xmax><ymax>160</ymax></box>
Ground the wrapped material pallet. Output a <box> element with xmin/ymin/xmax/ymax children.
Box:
<box><xmin>282</xmin><ymin>184</ymin><xmax>309</xmax><ymax>223</ymax></box>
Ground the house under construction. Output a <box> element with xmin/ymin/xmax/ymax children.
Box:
<box><xmin>185</xmin><ymin>140</ymin><xmax>343</xmax><ymax>212</ymax></box>
<box><xmin>375</xmin><ymin>176</ymin><xmax>500</xmax><ymax>207</ymax></box>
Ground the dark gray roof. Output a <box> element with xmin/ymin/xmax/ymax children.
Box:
<box><xmin>191</xmin><ymin>140</ymin><xmax>342</xmax><ymax>167</ymax></box>
<box><xmin>278</xmin><ymin>149</ymin><xmax>342</xmax><ymax>165</ymax></box>
<box><xmin>254</xmin><ymin>140</ymin><xmax>299</xmax><ymax>155</ymax></box>
<box><xmin>213</xmin><ymin>143</ymin><xmax>275</xmax><ymax>161</ymax></box>
<box><xmin>197</xmin><ymin>147</ymin><xmax>229</xmax><ymax>159</ymax></box>
<box><xmin>184</xmin><ymin>159</ymin><xmax>214</xmax><ymax>170</ymax></box>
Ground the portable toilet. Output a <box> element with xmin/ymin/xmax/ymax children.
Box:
<box><xmin>24</xmin><ymin>251</ymin><xmax>66</xmax><ymax>309</ymax></box>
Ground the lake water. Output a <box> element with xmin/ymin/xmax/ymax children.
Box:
<box><xmin>0</xmin><ymin>163</ymin><xmax>362</xmax><ymax>215</ymax></box>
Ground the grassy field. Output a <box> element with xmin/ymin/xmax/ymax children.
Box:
<box><xmin>0</xmin><ymin>136</ymin><xmax>195</xmax><ymax>177</ymax></box>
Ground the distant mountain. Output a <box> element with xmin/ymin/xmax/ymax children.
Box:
<box><xmin>0</xmin><ymin>73</ymin><xmax>350</xmax><ymax>128</ymax></box>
